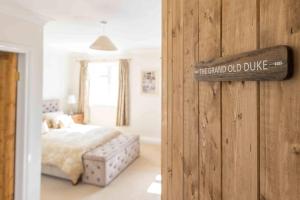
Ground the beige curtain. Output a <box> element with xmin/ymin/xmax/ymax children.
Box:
<box><xmin>116</xmin><ymin>59</ymin><xmax>130</xmax><ymax>126</ymax></box>
<box><xmin>78</xmin><ymin>60</ymin><xmax>90</xmax><ymax>123</ymax></box>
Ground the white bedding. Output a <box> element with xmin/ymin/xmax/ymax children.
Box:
<box><xmin>42</xmin><ymin>124</ymin><xmax>120</xmax><ymax>184</ymax></box>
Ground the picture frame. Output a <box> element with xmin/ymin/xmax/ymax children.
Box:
<box><xmin>141</xmin><ymin>70</ymin><xmax>158</xmax><ymax>95</ymax></box>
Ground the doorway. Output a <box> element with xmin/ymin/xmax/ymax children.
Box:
<box><xmin>0</xmin><ymin>43</ymin><xmax>33</xmax><ymax>200</ymax></box>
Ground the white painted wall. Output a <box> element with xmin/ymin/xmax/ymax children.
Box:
<box><xmin>0</xmin><ymin>11</ymin><xmax>44</xmax><ymax>200</ymax></box>
<box><xmin>43</xmin><ymin>47</ymin><xmax>72</xmax><ymax>112</ymax></box>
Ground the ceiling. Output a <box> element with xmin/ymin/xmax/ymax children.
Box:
<box><xmin>3</xmin><ymin>0</ymin><xmax>161</xmax><ymax>53</ymax></box>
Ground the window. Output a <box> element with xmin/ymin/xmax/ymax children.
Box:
<box><xmin>88</xmin><ymin>61</ymin><xmax>119</xmax><ymax>106</ymax></box>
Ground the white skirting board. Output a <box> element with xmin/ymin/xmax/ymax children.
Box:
<box><xmin>140</xmin><ymin>136</ymin><xmax>161</xmax><ymax>145</ymax></box>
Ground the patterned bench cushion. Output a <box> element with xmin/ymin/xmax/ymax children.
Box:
<box><xmin>82</xmin><ymin>134</ymin><xmax>140</xmax><ymax>186</ymax></box>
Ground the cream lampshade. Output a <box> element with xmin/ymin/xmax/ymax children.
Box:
<box><xmin>90</xmin><ymin>35</ymin><xmax>117</xmax><ymax>51</ymax></box>
<box><xmin>90</xmin><ymin>21</ymin><xmax>118</xmax><ymax>51</ymax></box>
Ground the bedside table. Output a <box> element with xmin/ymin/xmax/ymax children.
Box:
<box><xmin>71</xmin><ymin>113</ymin><xmax>84</xmax><ymax>124</ymax></box>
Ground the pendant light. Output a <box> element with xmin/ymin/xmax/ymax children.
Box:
<box><xmin>90</xmin><ymin>21</ymin><xmax>118</xmax><ymax>51</ymax></box>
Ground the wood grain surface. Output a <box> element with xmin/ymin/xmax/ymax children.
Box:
<box><xmin>222</xmin><ymin>1</ymin><xmax>259</xmax><ymax>200</ymax></box>
<box><xmin>260</xmin><ymin>0</ymin><xmax>300</xmax><ymax>200</ymax></box>
<box><xmin>183</xmin><ymin>0</ymin><xmax>199</xmax><ymax>199</ymax></box>
<box><xmin>198</xmin><ymin>0</ymin><xmax>222</xmax><ymax>200</ymax></box>
<box><xmin>171</xmin><ymin>0</ymin><xmax>184</xmax><ymax>199</ymax></box>
<box><xmin>162</xmin><ymin>0</ymin><xmax>300</xmax><ymax>200</ymax></box>
<box><xmin>0</xmin><ymin>52</ymin><xmax>17</xmax><ymax>200</ymax></box>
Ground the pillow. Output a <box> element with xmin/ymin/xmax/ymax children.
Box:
<box><xmin>41</xmin><ymin>121</ymin><xmax>49</xmax><ymax>134</ymax></box>
<box><xmin>43</xmin><ymin>111</ymin><xmax>64</xmax><ymax>128</ymax></box>
<box><xmin>58</xmin><ymin>115</ymin><xmax>75</xmax><ymax>128</ymax></box>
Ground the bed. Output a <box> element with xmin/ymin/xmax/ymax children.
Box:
<box><xmin>41</xmin><ymin>100</ymin><xmax>122</xmax><ymax>184</ymax></box>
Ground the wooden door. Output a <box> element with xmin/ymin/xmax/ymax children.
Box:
<box><xmin>0</xmin><ymin>52</ymin><xmax>18</xmax><ymax>200</ymax></box>
<box><xmin>162</xmin><ymin>0</ymin><xmax>300</xmax><ymax>200</ymax></box>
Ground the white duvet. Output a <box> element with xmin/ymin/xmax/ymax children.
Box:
<box><xmin>42</xmin><ymin>124</ymin><xmax>120</xmax><ymax>184</ymax></box>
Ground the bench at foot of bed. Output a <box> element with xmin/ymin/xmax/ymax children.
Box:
<box><xmin>82</xmin><ymin>134</ymin><xmax>140</xmax><ymax>187</ymax></box>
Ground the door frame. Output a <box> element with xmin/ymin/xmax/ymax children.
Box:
<box><xmin>0</xmin><ymin>41</ymin><xmax>32</xmax><ymax>200</ymax></box>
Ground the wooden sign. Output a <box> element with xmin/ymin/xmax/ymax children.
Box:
<box><xmin>194</xmin><ymin>45</ymin><xmax>292</xmax><ymax>81</ymax></box>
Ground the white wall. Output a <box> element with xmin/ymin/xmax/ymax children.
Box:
<box><xmin>43</xmin><ymin>47</ymin><xmax>72</xmax><ymax>112</ymax></box>
<box><xmin>68</xmin><ymin>48</ymin><xmax>162</xmax><ymax>143</ymax></box>
<box><xmin>0</xmin><ymin>10</ymin><xmax>44</xmax><ymax>200</ymax></box>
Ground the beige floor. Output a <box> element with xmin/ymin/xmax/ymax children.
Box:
<box><xmin>41</xmin><ymin>143</ymin><xmax>161</xmax><ymax>200</ymax></box>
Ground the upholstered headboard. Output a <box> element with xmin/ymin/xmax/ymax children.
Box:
<box><xmin>42</xmin><ymin>99</ymin><xmax>61</xmax><ymax>113</ymax></box>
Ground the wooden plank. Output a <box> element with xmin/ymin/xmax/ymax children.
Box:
<box><xmin>162</xmin><ymin>0</ymin><xmax>167</xmax><ymax>198</ymax></box>
<box><xmin>0</xmin><ymin>58</ymin><xmax>7</xmax><ymax>198</ymax></box>
<box><xmin>0</xmin><ymin>52</ymin><xmax>17</xmax><ymax>200</ymax></box>
<box><xmin>195</xmin><ymin>45</ymin><xmax>291</xmax><ymax>81</ymax></box>
<box><xmin>221</xmin><ymin>0</ymin><xmax>259</xmax><ymax>200</ymax></box>
<box><xmin>182</xmin><ymin>0</ymin><xmax>199</xmax><ymax>199</ymax></box>
<box><xmin>162</xmin><ymin>0</ymin><xmax>172</xmax><ymax>199</ymax></box>
<box><xmin>198</xmin><ymin>0</ymin><xmax>222</xmax><ymax>200</ymax></box>
<box><xmin>4</xmin><ymin>53</ymin><xmax>17</xmax><ymax>200</ymax></box>
<box><xmin>166</xmin><ymin>0</ymin><xmax>174</xmax><ymax>198</ymax></box>
<box><xmin>171</xmin><ymin>0</ymin><xmax>184</xmax><ymax>198</ymax></box>
<box><xmin>260</xmin><ymin>0</ymin><xmax>300</xmax><ymax>200</ymax></box>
